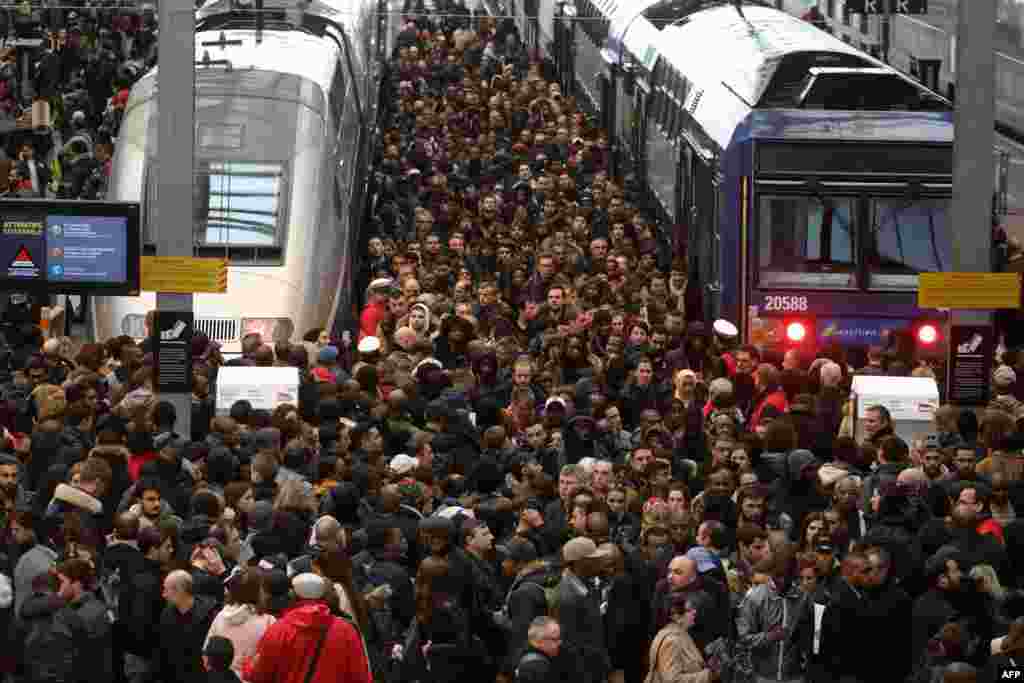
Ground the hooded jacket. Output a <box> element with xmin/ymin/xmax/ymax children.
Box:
<box><xmin>245</xmin><ymin>601</ymin><xmax>372</xmax><ymax>683</ymax></box>
<box><xmin>45</xmin><ymin>483</ymin><xmax>104</xmax><ymax>549</ymax></box>
<box><xmin>205</xmin><ymin>604</ymin><xmax>276</xmax><ymax>679</ymax></box>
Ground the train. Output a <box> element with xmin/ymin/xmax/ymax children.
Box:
<box><xmin>91</xmin><ymin>0</ymin><xmax>391</xmax><ymax>352</ymax></box>
<box><xmin>511</xmin><ymin>0</ymin><xmax>958</xmax><ymax>362</ymax></box>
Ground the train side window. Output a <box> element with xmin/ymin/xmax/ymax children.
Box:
<box><xmin>757</xmin><ymin>195</ymin><xmax>857</xmax><ymax>289</ymax></box>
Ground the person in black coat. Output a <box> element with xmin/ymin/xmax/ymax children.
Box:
<box><xmin>152</xmin><ymin>570</ymin><xmax>218</xmax><ymax>683</ymax></box>
<box><xmin>123</xmin><ymin>527</ymin><xmax>172</xmax><ymax>665</ymax></box>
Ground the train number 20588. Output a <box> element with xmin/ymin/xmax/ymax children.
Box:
<box><xmin>763</xmin><ymin>295</ymin><xmax>809</xmax><ymax>312</ymax></box>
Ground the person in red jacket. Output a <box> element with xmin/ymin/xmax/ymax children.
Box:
<box><xmin>749</xmin><ymin>363</ymin><xmax>789</xmax><ymax>432</ymax></box>
<box><xmin>360</xmin><ymin>278</ymin><xmax>394</xmax><ymax>341</ymax></box>
<box><xmin>245</xmin><ymin>573</ymin><xmax>372</xmax><ymax>683</ymax></box>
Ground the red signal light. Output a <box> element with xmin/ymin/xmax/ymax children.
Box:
<box><xmin>786</xmin><ymin>321</ymin><xmax>807</xmax><ymax>343</ymax></box>
<box><xmin>917</xmin><ymin>324</ymin><xmax>939</xmax><ymax>345</ymax></box>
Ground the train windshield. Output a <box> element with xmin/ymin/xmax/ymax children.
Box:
<box><xmin>758</xmin><ymin>195</ymin><xmax>856</xmax><ymax>288</ymax></box>
<box><xmin>867</xmin><ymin>198</ymin><xmax>952</xmax><ymax>290</ymax></box>
<box><xmin>195</xmin><ymin>161</ymin><xmax>285</xmax><ymax>246</ymax></box>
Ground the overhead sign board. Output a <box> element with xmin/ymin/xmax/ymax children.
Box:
<box><xmin>0</xmin><ymin>200</ymin><xmax>141</xmax><ymax>294</ymax></box>
<box><xmin>843</xmin><ymin>0</ymin><xmax>927</xmax><ymax>14</ymax></box>
<box><xmin>919</xmin><ymin>272</ymin><xmax>1022</xmax><ymax>310</ymax></box>
<box><xmin>141</xmin><ymin>256</ymin><xmax>228</xmax><ymax>293</ymax></box>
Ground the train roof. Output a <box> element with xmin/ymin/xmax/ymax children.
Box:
<box><xmin>652</xmin><ymin>4</ymin><xmax>951</xmax><ymax>158</ymax></box>
<box><xmin>133</xmin><ymin>27</ymin><xmax>342</xmax><ymax>106</ymax></box>
<box><xmin>196</xmin><ymin>0</ymin><xmax>371</xmax><ymax>36</ymax></box>
<box><xmin>657</xmin><ymin>5</ymin><xmax>873</xmax><ymax>106</ymax></box>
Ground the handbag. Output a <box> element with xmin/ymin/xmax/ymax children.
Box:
<box><xmin>303</xmin><ymin>622</ymin><xmax>331</xmax><ymax>683</ymax></box>
<box><xmin>31</xmin><ymin>98</ymin><xmax>50</xmax><ymax>132</ymax></box>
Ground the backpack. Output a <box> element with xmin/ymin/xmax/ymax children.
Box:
<box><xmin>498</xmin><ymin>573</ymin><xmax>561</xmax><ymax>625</ymax></box>
<box><xmin>97</xmin><ymin>566</ymin><xmax>121</xmax><ymax>624</ymax></box>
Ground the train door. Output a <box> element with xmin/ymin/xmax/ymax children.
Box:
<box><xmin>691</xmin><ymin>157</ymin><xmax>720</xmax><ymax>321</ymax></box>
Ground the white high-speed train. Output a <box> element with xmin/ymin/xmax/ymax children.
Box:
<box><xmin>92</xmin><ymin>0</ymin><xmax>387</xmax><ymax>352</ymax></box>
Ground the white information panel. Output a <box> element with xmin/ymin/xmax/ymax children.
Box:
<box><xmin>216</xmin><ymin>366</ymin><xmax>300</xmax><ymax>415</ymax></box>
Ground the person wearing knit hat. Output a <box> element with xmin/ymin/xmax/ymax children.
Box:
<box><xmin>389</xmin><ymin>453</ymin><xmax>419</xmax><ymax>476</ymax></box>
<box><xmin>291</xmin><ymin>572</ymin><xmax>328</xmax><ymax>600</ymax></box>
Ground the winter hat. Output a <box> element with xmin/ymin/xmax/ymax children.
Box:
<box><xmin>390</xmin><ymin>453</ymin><xmax>419</xmax><ymax>476</ymax></box>
<box><xmin>292</xmin><ymin>573</ymin><xmax>327</xmax><ymax>600</ymax></box>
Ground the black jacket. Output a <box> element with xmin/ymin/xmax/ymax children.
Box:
<box><xmin>152</xmin><ymin>595</ymin><xmax>218</xmax><ymax>683</ymax></box>
<box><xmin>124</xmin><ymin>557</ymin><xmax>164</xmax><ymax>657</ymax></box>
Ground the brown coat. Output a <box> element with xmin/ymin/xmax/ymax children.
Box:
<box><xmin>644</xmin><ymin>623</ymin><xmax>712</xmax><ymax>683</ymax></box>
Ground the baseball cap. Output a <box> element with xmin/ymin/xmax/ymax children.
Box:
<box><xmin>562</xmin><ymin>537</ymin><xmax>613</xmax><ymax>563</ymax></box>
<box><xmin>358</xmin><ymin>336</ymin><xmax>381</xmax><ymax>354</ymax></box>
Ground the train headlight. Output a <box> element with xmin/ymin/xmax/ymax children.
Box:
<box><xmin>785</xmin><ymin>321</ymin><xmax>808</xmax><ymax>344</ymax></box>
<box><xmin>917</xmin><ymin>323</ymin><xmax>939</xmax><ymax>346</ymax></box>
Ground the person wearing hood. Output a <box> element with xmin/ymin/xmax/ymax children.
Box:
<box><xmin>153</xmin><ymin>570</ymin><xmax>219</xmax><ymax>683</ymax></box>
<box><xmin>244</xmin><ymin>573</ymin><xmax>372</xmax><ymax>683</ymax></box>
<box><xmin>205</xmin><ymin>567</ymin><xmax>276</xmax><ymax>681</ymax></box>
<box><xmin>45</xmin><ymin>455</ymin><xmax>109</xmax><ymax>550</ymax></box>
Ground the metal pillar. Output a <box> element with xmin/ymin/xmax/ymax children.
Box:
<box><xmin>156</xmin><ymin>0</ymin><xmax>195</xmax><ymax>437</ymax></box>
<box><xmin>948</xmin><ymin>0</ymin><xmax>996</xmax><ymax>402</ymax></box>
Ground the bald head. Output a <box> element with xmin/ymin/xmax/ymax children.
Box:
<box><xmin>820</xmin><ymin>361</ymin><xmax>842</xmax><ymax>388</ymax></box>
<box><xmin>668</xmin><ymin>556</ymin><xmax>697</xmax><ymax>590</ymax></box>
<box><xmin>314</xmin><ymin>515</ymin><xmax>341</xmax><ymax>545</ymax></box>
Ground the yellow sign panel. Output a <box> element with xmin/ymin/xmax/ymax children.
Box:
<box><xmin>918</xmin><ymin>272</ymin><xmax>1021</xmax><ymax>310</ymax></box>
<box><xmin>141</xmin><ymin>256</ymin><xmax>228</xmax><ymax>294</ymax></box>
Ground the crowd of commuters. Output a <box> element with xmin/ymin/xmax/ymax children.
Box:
<box><xmin>0</xmin><ymin>1</ymin><xmax>149</xmax><ymax>199</ymax></box>
<box><xmin>5</xmin><ymin>6</ymin><xmax>1024</xmax><ymax>683</ymax></box>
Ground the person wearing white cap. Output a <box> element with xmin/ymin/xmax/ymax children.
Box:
<box><xmin>244</xmin><ymin>573</ymin><xmax>371</xmax><ymax>683</ymax></box>
<box><xmin>557</xmin><ymin>537</ymin><xmax>613</xmax><ymax>683</ymax></box>
<box><xmin>359</xmin><ymin>278</ymin><xmax>394</xmax><ymax>342</ymax></box>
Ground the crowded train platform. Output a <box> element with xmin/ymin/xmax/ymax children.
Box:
<box><xmin>0</xmin><ymin>2</ymin><xmax>1023</xmax><ymax>683</ymax></box>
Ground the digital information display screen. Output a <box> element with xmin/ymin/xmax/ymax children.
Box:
<box><xmin>0</xmin><ymin>200</ymin><xmax>140</xmax><ymax>294</ymax></box>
